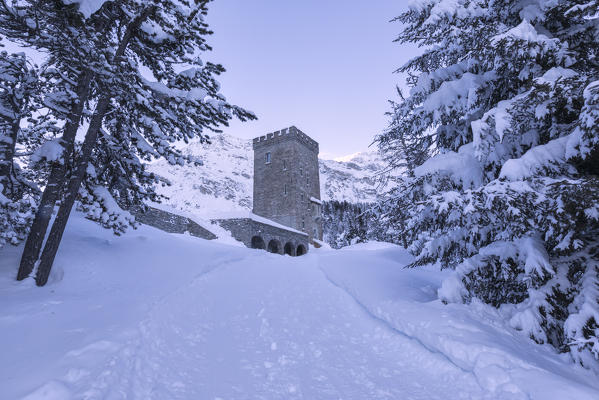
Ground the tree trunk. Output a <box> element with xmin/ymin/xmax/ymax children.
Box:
<box><xmin>35</xmin><ymin>98</ymin><xmax>106</xmax><ymax>285</ymax></box>
<box><xmin>16</xmin><ymin>69</ymin><xmax>93</xmax><ymax>280</ymax></box>
<box><xmin>34</xmin><ymin>6</ymin><xmax>156</xmax><ymax>286</ymax></box>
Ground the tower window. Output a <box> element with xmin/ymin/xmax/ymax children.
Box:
<box><xmin>265</xmin><ymin>152</ymin><xmax>271</xmax><ymax>164</ymax></box>
<box><xmin>284</xmin><ymin>184</ymin><xmax>288</xmax><ymax>195</ymax></box>
<box><xmin>300</xmin><ymin>167</ymin><xmax>303</xmax><ymax>176</ymax></box>
<box><xmin>283</xmin><ymin>160</ymin><xmax>287</xmax><ymax>170</ymax></box>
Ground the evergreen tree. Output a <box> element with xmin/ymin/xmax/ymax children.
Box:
<box><xmin>1</xmin><ymin>1</ymin><xmax>254</xmax><ymax>285</ymax></box>
<box><xmin>322</xmin><ymin>200</ymin><xmax>387</xmax><ymax>248</ymax></box>
<box><xmin>32</xmin><ymin>0</ymin><xmax>254</xmax><ymax>285</ymax></box>
<box><xmin>0</xmin><ymin>0</ymin><xmax>118</xmax><ymax>280</ymax></box>
<box><xmin>376</xmin><ymin>0</ymin><xmax>599</xmax><ymax>367</ymax></box>
<box><xmin>0</xmin><ymin>51</ymin><xmax>42</xmax><ymax>246</ymax></box>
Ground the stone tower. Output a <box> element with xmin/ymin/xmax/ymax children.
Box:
<box><xmin>253</xmin><ymin>126</ymin><xmax>323</xmax><ymax>241</ymax></box>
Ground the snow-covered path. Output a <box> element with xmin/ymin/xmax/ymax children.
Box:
<box><xmin>1</xmin><ymin>217</ymin><xmax>598</xmax><ymax>399</ymax></box>
<box><xmin>72</xmin><ymin>253</ymin><xmax>483</xmax><ymax>400</ymax></box>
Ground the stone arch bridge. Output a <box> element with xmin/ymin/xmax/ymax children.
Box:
<box><xmin>215</xmin><ymin>216</ymin><xmax>309</xmax><ymax>256</ymax></box>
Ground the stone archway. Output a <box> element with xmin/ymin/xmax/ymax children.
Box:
<box><xmin>284</xmin><ymin>242</ymin><xmax>295</xmax><ymax>256</ymax></box>
<box><xmin>251</xmin><ymin>236</ymin><xmax>265</xmax><ymax>250</ymax></box>
<box><xmin>296</xmin><ymin>244</ymin><xmax>307</xmax><ymax>256</ymax></box>
<box><xmin>267</xmin><ymin>239</ymin><xmax>281</xmax><ymax>254</ymax></box>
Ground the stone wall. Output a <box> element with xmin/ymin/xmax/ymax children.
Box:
<box><xmin>131</xmin><ymin>205</ymin><xmax>217</xmax><ymax>240</ymax></box>
<box><xmin>215</xmin><ymin>218</ymin><xmax>310</xmax><ymax>256</ymax></box>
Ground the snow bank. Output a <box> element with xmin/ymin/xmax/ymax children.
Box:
<box><xmin>0</xmin><ymin>214</ymin><xmax>252</xmax><ymax>399</ymax></box>
<box><xmin>319</xmin><ymin>249</ymin><xmax>599</xmax><ymax>399</ymax></box>
<box><xmin>1</xmin><ymin>213</ymin><xmax>597</xmax><ymax>399</ymax></box>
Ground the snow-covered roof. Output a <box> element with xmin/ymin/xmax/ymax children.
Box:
<box><xmin>212</xmin><ymin>211</ymin><xmax>308</xmax><ymax>236</ymax></box>
<box><xmin>249</xmin><ymin>213</ymin><xmax>308</xmax><ymax>236</ymax></box>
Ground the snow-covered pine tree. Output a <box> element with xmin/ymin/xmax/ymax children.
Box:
<box><xmin>322</xmin><ymin>201</ymin><xmax>389</xmax><ymax>248</ymax></box>
<box><xmin>1</xmin><ymin>0</ymin><xmax>122</xmax><ymax>279</ymax></box>
<box><xmin>0</xmin><ymin>51</ymin><xmax>42</xmax><ymax>246</ymax></box>
<box><xmin>34</xmin><ymin>0</ymin><xmax>255</xmax><ymax>285</ymax></box>
<box><xmin>376</xmin><ymin>0</ymin><xmax>599</xmax><ymax>367</ymax></box>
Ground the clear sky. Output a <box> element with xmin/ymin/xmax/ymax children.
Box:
<box><xmin>205</xmin><ymin>0</ymin><xmax>417</xmax><ymax>159</ymax></box>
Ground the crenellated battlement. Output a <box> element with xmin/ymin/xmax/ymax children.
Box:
<box><xmin>252</xmin><ymin>126</ymin><xmax>319</xmax><ymax>152</ymax></box>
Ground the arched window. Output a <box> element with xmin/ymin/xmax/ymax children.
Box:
<box><xmin>267</xmin><ymin>239</ymin><xmax>281</xmax><ymax>254</ymax></box>
<box><xmin>251</xmin><ymin>236</ymin><xmax>265</xmax><ymax>249</ymax></box>
<box><xmin>284</xmin><ymin>242</ymin><xmax>295</xmax><ymax>256</ymax></box>
<box><xmin>296</xmin><ymin>244</ymin><xmax>307</xmax><ymax>256</ymax></box>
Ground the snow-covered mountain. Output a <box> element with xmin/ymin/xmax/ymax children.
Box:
<box><xmin>147</xmin><ymin>133</ymin><xmax>395</xmax><ymax>218</ymax></box>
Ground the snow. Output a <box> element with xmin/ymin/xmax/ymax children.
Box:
<box><xmin>521</xmin><ymin>235</ymin><xmax>554</xmax><ymax>277</ymax></box>
<box><xmin>499</xmin><ymin>131</ymin><xmax>582</xmax><ymax>180</ymax></box>
<box><xmin>0</xmin><ymin>184</ymin><xmax>9</xmax><ymax>206</ymax></box>
<box><xmin>143</xmin><ymin>77</ymin><xmax>208</xmax><ymax>102</ymax></box>
<box><xmin>248</xmin><ymin>212</ymin><xmax>308</xmax><ymax>236</ymax></box>
<box><xmin>1</xmin><ymin>214</ymin><xmax>598</xmax><ymax>399</ymax></box>
<box><xmin>87</xmin><ymin>186</ymin><xmax>134</xmax><ymax>226</ymax></box>
<box><xmin>535</xmin><ymin>67</ymin><xmax>578</xmax><ymax>85</ymax></box>
<box><xmin>419</xmin><ymin>0</ymin><xmax>485</xmax><ymax>26</ymax></box>
<box><xmin>422</xmin><ymin>72</ymin><xmax>491</xmax><ymax>115</ymax></box>
<box><xmin>148</xmin><ymin>134</ymin><xmax>254</xmax><ymax>218</ymax></box>
<box><xmin>492</xmin><ymin>19</ymin><xmax>556</xmax><ymax>46</ymax></box>
<box><xmin>30</xmin><ymin>138</ymin><xmax>64</xmax><ymax>163</ymax></box>
<box><xmin>62</xmin><ymin>0</ymin><xmax>107</xmax><ymax>18</ymax></box>
<box><xmin>414</xmin><ymin>143</ymin><xmax>484</xmax><ymax>188</ymax></box>
<box><xmin>213</xmin><ymin>210</ymin><xmax>309</xmax><ymax>236</ymax></box>
<box><xmin>564</xmin><ymin>265</ymin><xmax>599</xmax><ymax>357</ymax></box>
<box><xmin>309</xmin><ymin>196</ymin><xmax>322</xmax><ymax>205</ymax></box>
<box><xmin>492</xmin><ymin>99</ymin><xmax>513</xmax><ymax>141</ymax></box>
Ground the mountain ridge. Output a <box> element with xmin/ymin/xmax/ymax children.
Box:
<box><xmin>147</xmin><ymin>133</ymin><xmax>395</xmax><ymax>218</ymax></box>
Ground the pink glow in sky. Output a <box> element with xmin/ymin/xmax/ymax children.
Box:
<box><xmin>206</xmin><ymin>0</ymin><xmax>417</xmax><ymax>158</ymax></box>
